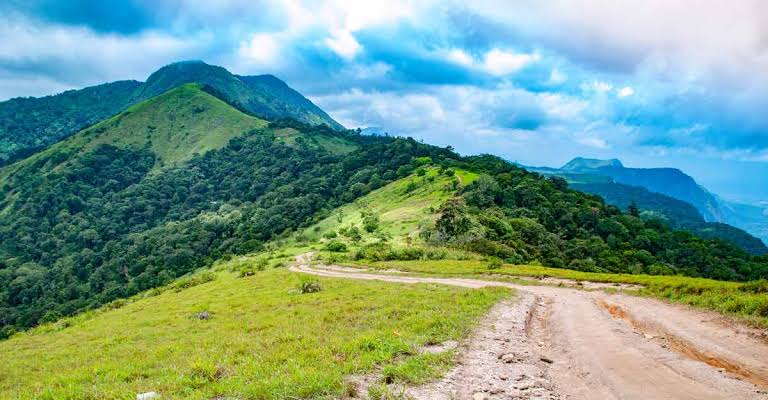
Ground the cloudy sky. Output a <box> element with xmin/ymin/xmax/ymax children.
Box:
<box><xmin>2</xmin><ymin>0</ymin><xmax>768</xmax><ymax>202</ymax></box>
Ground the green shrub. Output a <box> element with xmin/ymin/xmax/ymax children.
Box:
<box><xmin>323</xmin><ymin>230</ymin><xmax>338</xmax><ymax>239</ymax></box>
<box><xmin>325</xmin><ymin>240</ymin><xmax>348</xmax><ymax>252</ymax></box>
<box><xmin>296</xmin><ymin>276</ymin><xmax>322</xmax><ymax>294</ymax></box>
<box><xmin>486</xmin><ymin>257</ymin><xmax>503</xmax><ymax>270</ymax></box>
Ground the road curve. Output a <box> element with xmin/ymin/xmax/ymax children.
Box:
<box><xmin>291</xmin><ymin>254</ymin><xmax>768</xmax><ymax>400</ymax></box>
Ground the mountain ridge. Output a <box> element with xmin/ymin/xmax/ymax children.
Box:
<box><xmin>527</xmin><ymin>157</ymin><xmax>768</xmax><ymax>253</ymax></box>
<box><xmin>0</xmin><ymin>61</ymin><xmax>341</xmax><ymax>164</ymax></box>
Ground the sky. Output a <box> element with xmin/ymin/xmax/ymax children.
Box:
<box><xmin>1</xmin><ymin>0</ymin><xmax>768</xmax><ymax>202</ymax></box>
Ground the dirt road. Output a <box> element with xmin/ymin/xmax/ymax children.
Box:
<box><xmin>291</xmin><ymin>255</ymin><xmax>768</xmax><ymax>399</ymax></box>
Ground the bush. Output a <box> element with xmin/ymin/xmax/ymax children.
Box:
<box><xmin>362</xmin><ymin>212</ymin><xmax>380</xmax><ymax>233</ymax></box>
<box><xmin>353</xmin><ymin>243</ymin><xmax>451</xmax><ymax>262</ymax></box>
<box><xmin>256</xmin><ymin>258</ymin><xmax>269</xmax><ymax>271</ymax></box>
<box><xmin>325</xmin><ymin>240</ymin><xmax>348</xmax><ymax>252</ymax></box>
<box><xmin>346</xmin><ymin>226</ymin><xmax>363</xmax><ymax>242</ymax></box>
<box><xmin>239</xmin><ymin>267</ymin><xmax>256</xmax><ymax>277</ymax></box>
<box><xmin>486</xmin><ymin>257</ymin><xmax>503</xmax><ymax>270</ymax></box>
<box><xmin>296</xmin><ymin>276</ymin><xmax>322</xmax><ymax>294</ymax></box>
<box><xmin>323</xmin><ymin>230</ymin><xmax>338</xmax><ymax>239</ymax></box>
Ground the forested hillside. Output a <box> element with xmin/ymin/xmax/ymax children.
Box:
<box><xmin>0</xmin><ymin>87</ymin><xmax>450</xmax><ymax>332</ymax></box>
<box><xmin>423</xmin><ymin>156</ymin><xmax>768</xmax><ymax>281</ymax></box>
<box><xmin>2</xmin><ymin>82</ymin><xmax>768</xmax><ymax>337</ymax></box>
<box><xmin>0</xmin><ymin>61</ymin><xmax>340</xmax><ymax>164</ymax></box>
<box><xmin>0</xmin><ymin>81</ymin><xmax>142</xmax><ymax>165</ymax></box>
<box><xmin>572</xmin><ymin>182</ymin><xmax>768</xmax><ymax>255</ymax></box>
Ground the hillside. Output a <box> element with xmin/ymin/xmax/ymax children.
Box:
<box><xmin>558</xmin><ymin>157</ymin><xmax>723</xmax><ymax>221</ymax></box>
<box><xmin>529</xmin><ymin>159</ymin><xmax>768</xmax><ymax>253</ymax></box>
<box><xmin>0</xmin><ymin>61</ymin><xmax>341</xmax><ymax>164</ymax></box>
<box><xmin>572</xmin><ymin>182</ymin><xmax>768</xmax><ymax>255</ymax></box>
<box><xmin>0</xmin><ymin>91</ymin><xmax>451</xmax><ymax>331</ymax></box>
<box><xmin>0</xmin><ymin>80</ymin><xmax>142</xmax><ymax>165</ymax></box>
<box><xmin>0</xmin><ymin>254</ymin><xmax>507</xmax><ymax>399</ymax></box>
<box><xmin>2</xmin><ymin>156</ymin><xmax>767</xmax><ymax>397</ymax></box>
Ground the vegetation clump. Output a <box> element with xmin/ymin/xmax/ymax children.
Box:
<box><xmin>325</xmin><ymin>240</ymin><xmax>348</xmax><ymax>252</ymax></box>
<box><xmin>296</xmin><ymin>276</ymin><xmax>322</xmax><ymax>294</ymax></box>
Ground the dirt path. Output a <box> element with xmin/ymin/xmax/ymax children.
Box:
<box><xmin>291</xmin><ymin>255</ymin><xmax>768</xmax><ymax>399</ymax></box>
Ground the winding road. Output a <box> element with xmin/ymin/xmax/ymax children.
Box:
<box><xmin>291</xmin><ymin>254</ymin><xmax>768</xmax><ymax>400</ymax></box>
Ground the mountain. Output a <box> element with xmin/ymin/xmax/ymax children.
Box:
<box><xmin>571</xmin><ymin>182</ymin><xmax>768</xmax><ymax>255</ymax></box>
<box><xmin>561</xmin><ymin>157</ymin><xmax>624</xmax><ymax>170</ymax></box>
<box><xmin>527</xmin><ymin>158</ymin><xmax>768</xmax><ymax>254</ymax></box>
<box><xmin>1</xmin><ymin>71</ymin><xmax>767</xmax><ymax>335</ymax></box>
<box><xmin>559</xmin><ymin>157</ymin><xmax>723</xmax><ymax>221</ymax></box>
<box><xmin>0</xmin><ymin>61</ymin><xmax>341</xmax><ymax>164</ymax></box>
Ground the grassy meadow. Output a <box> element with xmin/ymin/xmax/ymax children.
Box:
<box><xmin>0</xmin><ymin>254</ymin><xmax>509</xmax><ymax>399</ymax></box>
<box><xmin>297</xmin><ymin>167</ymin><xmax>477</xmax><ymax>247</ymax></box>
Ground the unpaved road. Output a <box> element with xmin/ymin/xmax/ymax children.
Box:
<box><xmin>291</xmin><ymin>255</ymin><xmax>768</xmax><ymax>399</ymax></box>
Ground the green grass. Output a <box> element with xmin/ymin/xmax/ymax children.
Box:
<box><xmin>298</xmin><ymin>167</ymin><xmax>477</xmax><ymax>247</ymax></box>
<box><xmin>361</xmin><ymin>259</ymin><xmax>768</xmax><ymax>328</ymax></box>
<box><xmin>0</xmin><ymin>255</ymin><xmax>509</xmax><ymax>399</ymax></box>
<box><xmin>0</xmin><ymin>84</ymin><xmax>267</xmax><ymax>181</ymax></box>
<box><xmin>85</xmin><ymin>83</ymin><xmax>267</xmax><ymax>168</ymax></box>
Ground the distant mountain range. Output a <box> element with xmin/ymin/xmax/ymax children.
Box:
<box><xmin>527</xmin><ymin>157</ymin><xmax>768</xmax><ymax>254</ymax></box>
<box><xmin>0</xmin><ymin>60</ymin><xmax>341</xmax><ymax>165</ymax></box>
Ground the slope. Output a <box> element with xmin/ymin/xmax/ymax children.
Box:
<box><xmin>0</xmin><ymin>80</ymin><xmax>142</xmax><ymax>164</ymax></box>
<box><xmin>2</xmin><ymin>87</ymin><xmax>767</xmax><ymax>336</ymax></box>
<box><xmin>0</xmin><ymin>61</ymin><xmax>341</xmax><ymax>164</ymax></box>
<box><xmin>529</xmin><ymin>159</ymin><xmax>767</xmax><ymax>254</ymax></box>
<box><xmin>560</xmin><ymin>157</ymin><xmax>723</xmax><ymax>222</ymax></box>
<box><xmin>0</xmin><ymin>255</ymin><xmax>508</xmax><ymax>399</ymax></box>
<box><xmin>572</xmin><ymin>182</ymin><xmax>768</xmax><ymax>255</ymax></box>
<box><xmin>0</xmin><ymin>83</ymin><xmax>267</xmax><ymax>181</ymax></box>
<box><xmin>0</xmin><ymin>103</ymin><xmax>446</xmax><ymax>331</ymax></box>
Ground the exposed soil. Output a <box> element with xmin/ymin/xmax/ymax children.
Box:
<box><xmin>292</xmin><ymin>254</ymin><xmax>768</xmax><ymax>399</ymax></box>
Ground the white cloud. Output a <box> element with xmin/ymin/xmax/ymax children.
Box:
<box><xmin>0</xmin><ymin>16</ymin><xmax>204</xmax><ymax>98</ymax></box>
<box><xmin>580</xmin><ymin>80</ymin><xmax>613</xmax><ymax>93</ymax></box>
<box><xmin>445</xmin><ymin>48</ymin><xmax>474</xmax><ymax>66</ymax></box>
<box><xmin>617</xmin><ymin>86</ymin><xmax>634</xmax><ymax>97</ymax></box>
<box><xmin>467</xmin><ymin>0</ymin><xmax>768</xmax><ymax>86</ymax></box>
<box><xmin>237</xmin><ymin>33</ymin><xmax>280</xmax><ymax>65</ymax></box>
<box><xmin>325</xmin><ymin>29</ymin><xmax>362</xmax><ymax>59</ymax></box>
<box><xmin>482</xmin><ymin>48</ymin><xmax>539</xmax><ymax>76</ymax></box>
<box><xmin>578</xmin><ymin>137</ymin><xmax>609</xmax><ymax>149</ymax></box>
<box><xmin>548</xmin><ymin>68</ymin><xmax>567</xmax><ymax>84</ymax></box>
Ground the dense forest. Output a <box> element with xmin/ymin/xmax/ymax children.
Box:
<box><xmin>0</xmin><ymin>81</ymin><xmax>140</xmax><ymax>164</ymax></box>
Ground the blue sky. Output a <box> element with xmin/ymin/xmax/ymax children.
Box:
<box><xmin>1</xmin><ymin>0</ymin><xmax>768</xmax><ymax>202</ymax></box>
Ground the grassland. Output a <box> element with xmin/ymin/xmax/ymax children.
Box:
<box><xmin>0</xmin><ymin>84</ymin><xmax>267</xmax><ymax>180</ymax></box>
<box><xmin>0</xmin><ymin>254</ymin><xmax>509</xmax><ymax>400</ymax></box>
<box><xmin>298</xmin><ymin>167</ymin><xmax>477</xmax><ymax>247</ymax></box>
<box><xmin>84</xmin><ymin>83</ymin><xmax>267</xmax><ymax>168</ymax></box>
<box><xmin>357</xmin><ymin>259</ymin><xmax>768</xmax><ymax>328</ymax></box>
